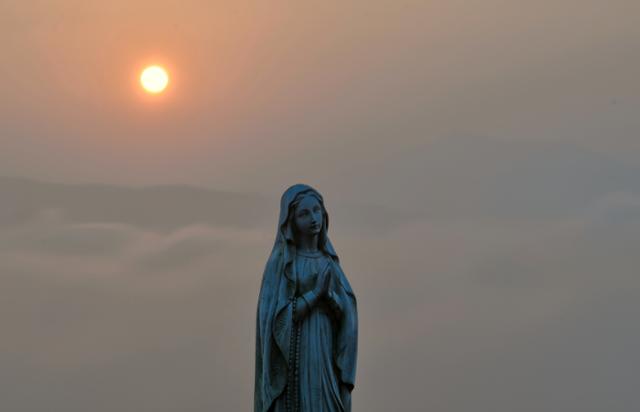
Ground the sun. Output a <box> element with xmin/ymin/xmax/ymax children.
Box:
<box><xmin>140</xmin><ymin>65</ymin><xmax>169</xmax><ymax>94</ymax></box>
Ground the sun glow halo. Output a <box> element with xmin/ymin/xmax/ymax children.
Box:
<box><xmin>140</xmin><ymin>65</ymin><xmax>169</xmax><ymax>94</ymax></box>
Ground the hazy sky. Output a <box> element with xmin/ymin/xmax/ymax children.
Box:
<box><xmin>1</xmin><ymin>1</ymin><xmax>639</xmax><ymax>411</ymax></box>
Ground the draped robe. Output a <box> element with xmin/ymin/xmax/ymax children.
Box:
<box><xmin>254</xmin><ymin>184</ymin><xmax>358</xmax><ymax>412</ymax></box>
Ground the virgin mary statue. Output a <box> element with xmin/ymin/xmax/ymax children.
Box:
<box><xmin>255</xmin><ymin>184</ymin><xmax>358</xmax><ymax>412</ymax></box>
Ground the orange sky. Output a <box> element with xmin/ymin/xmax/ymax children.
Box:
<box><xmin>1</xmin><ymin>0</ymin><xmax>638</xmax><ymax>200</ymax></box>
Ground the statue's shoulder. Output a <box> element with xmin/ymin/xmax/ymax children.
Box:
<box><xmin>267</xmin><ymin>250</ymin><xmax>282</xmax><ymax>264</ymax></box>
<box><xmin>265</xmin><ymin>245</ymin><xmax>285</xmax><ymax>265</ymax></box>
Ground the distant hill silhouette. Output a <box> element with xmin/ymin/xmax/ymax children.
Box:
<box><xmin>0</xmin><ymin>176</ymin><xmax>418</xmax><ymax>235</ymax></box>
<box><xmin>0</xmin><ymin>176</ymin><xmax>270</xmax><ymax>231</ymax></box>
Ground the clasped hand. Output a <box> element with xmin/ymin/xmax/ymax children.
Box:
<box><xmin>294</xmin><ymin>263</ymin><xmax>337</xmax><ymax>322</ymax></box>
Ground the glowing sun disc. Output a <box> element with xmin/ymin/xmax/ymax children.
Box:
<box><xmin>140</xmin><ymin>65</ymin><xmax>169</xmax><ymax>93</ymax></box>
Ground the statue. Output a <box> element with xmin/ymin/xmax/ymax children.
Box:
<box><xmin>254</xmin><ymin>184</ymin><xmax>358</xmax><ymax>412</ymax></box>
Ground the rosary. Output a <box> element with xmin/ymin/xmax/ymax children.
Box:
<box><xmin>285</xmin><ymin>296</ymin><xmax>302</xmax><ymax>412</ymax></box>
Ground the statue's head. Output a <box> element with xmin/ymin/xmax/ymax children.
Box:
<box><xmin>290</xmin><ymin>192</ymin><xmax>324</xmax><ymax>240</ymax></box>
<box><xmin>266</xmin><ymin>183</ymin><xmax>340</xmax><ymax>270</ymax></box>
<box><xmin>278</xmin><ymin>184</ymin><xmax>330</xmax><ymax>250</ymax></box>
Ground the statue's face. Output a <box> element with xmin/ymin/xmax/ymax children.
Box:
<box><xmin>293</xmin><ymin>195</ymin><xmax>323</xmax><ymax>238</ymax></box>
